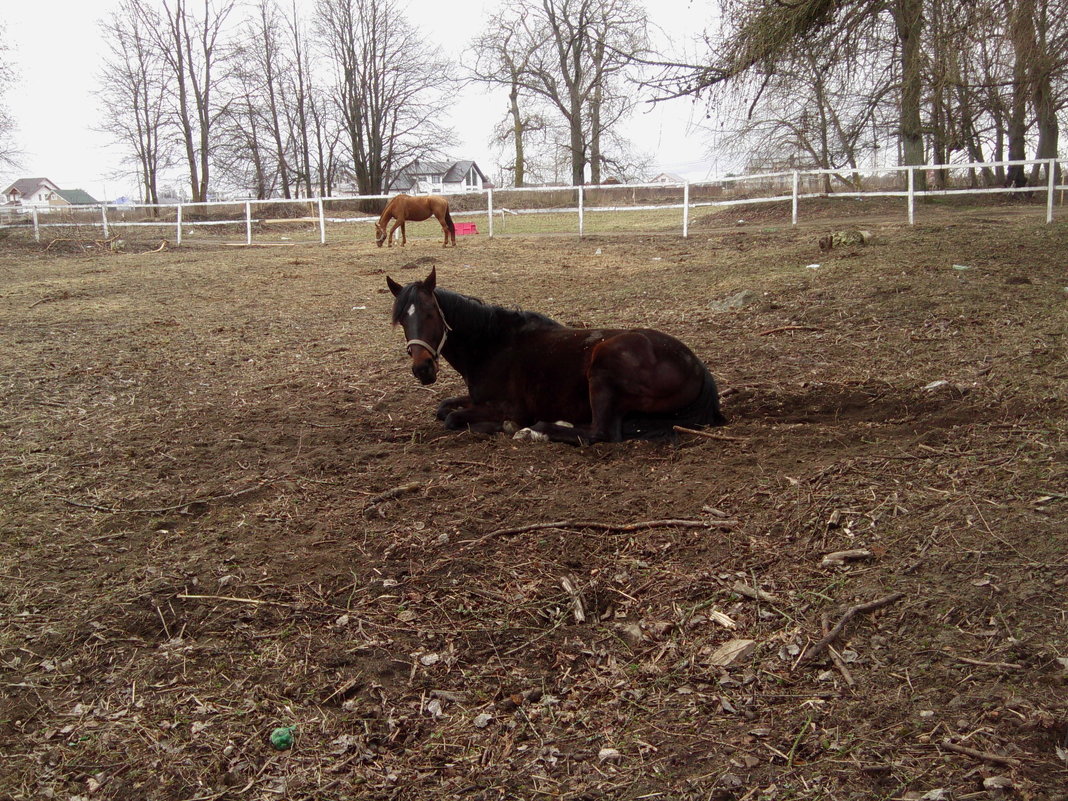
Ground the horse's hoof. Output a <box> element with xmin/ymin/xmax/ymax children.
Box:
<box><xmin>513</xmin><ymin>427</ymin><xmax>550</xmax><ymax>443</ymax></box>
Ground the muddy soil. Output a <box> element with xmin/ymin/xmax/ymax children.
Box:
<box><xmin>1</xmin><ymin>208</ymin><xmax>1066</xmax><ymax>800</ymax></box>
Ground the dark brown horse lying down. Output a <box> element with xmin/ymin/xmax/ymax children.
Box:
<box><xmin>386</xmin><ymin>268</ymin><xmax>726</xmax><ymax>445</ymax></box>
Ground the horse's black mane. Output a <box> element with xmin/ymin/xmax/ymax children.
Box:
<box><xmin>392</xmin><ymin>282</ymin><xmax>561</xmax><ymax>338</ymax></box>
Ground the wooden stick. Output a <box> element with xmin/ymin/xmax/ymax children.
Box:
<box><xmin>363</xmin><ymin>481</ymin><xmax>422</xmax><ymax>508</ymax></box>
<box><xmin>759</xmin><ymin>325</ymin><xmax>826</xmax><ymax>336</ymax></box>
<box><xmin>177</xmin><ymin>593</ymin><xmax>294</xmax><ymax>608</ymax></box>
<box><xmin>943</xmin><ymin>653</ymin><xmax>1023</xmax><ymax>671</ymax></box>
<box><xmin>463</xmin><ymin>518</ymin><xmax>727</xmax><ymax>549</ymax></box>
<box><xmin>939</xmin><ymin>739</ymin><xmax>1022</xmax><ymax>767</ymax></box>
<box><xmin>673</xmin><ymin>425</ymin><xmax>748</xmax><ymax>442</ymax></box>
<box><xmin>822</xmin><ymin>614</ymin><xmax>856</xmax><ymax>687</ymax></box>
<box><xmin>802</xmin><ymin>592</ymin><xmax>905</xmax><ymax>663</ymax></box>
<box><xmin>56</xmin><ymin>483</ymin><xmax>267</xmax><ymax>515</ymax></box>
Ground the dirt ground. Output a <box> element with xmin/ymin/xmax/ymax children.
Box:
<box><xmin>1</xmin><ymin>204</ymin><xmax>1066</xmax><ymax>800</ymax></box>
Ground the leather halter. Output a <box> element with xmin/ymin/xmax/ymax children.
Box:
<box><xmin>406</xmin><ymin>292</ymin><xmax>451</xmax><ymax>361</ymax></box>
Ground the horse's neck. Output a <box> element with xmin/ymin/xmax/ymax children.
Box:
<box><xmin>437</xmin><ymin>294</ymin><xmax>498</xmax><ymax>377</ymax></box>
<box><xmin>378</xmin><ymin>202</ymin><xmax>395</xmax><ymax>225</ymax></box>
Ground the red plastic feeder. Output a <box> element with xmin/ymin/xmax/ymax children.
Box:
<box><xmin>454</xmin><ymin>222</ymin><xmax>478</xmax><ymax>235</ymax></box>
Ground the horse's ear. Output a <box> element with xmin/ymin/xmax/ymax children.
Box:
<box><xmin>386</xmin><ymin>275</ymin><xmax>403</xmax><ymax>297</ymax></box>
<box><xmin>424</xmin><ymin>267</ymin><xmax>436</xmax><ymax>292</ymax></box>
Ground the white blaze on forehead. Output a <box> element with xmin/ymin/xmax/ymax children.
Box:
<box><xmin>407</xmin><ymin>303</ymin><xmax>416</xmax><ymax>318</ymax></box>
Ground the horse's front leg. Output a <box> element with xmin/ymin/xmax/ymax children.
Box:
<box><xmin>442</xmin><ymin>403</ymin><xmax>507</xmax><ymax>435</ymax></box>
<box><xmin>386</xmin><ymin>221</ymin><xmax>398</xmax><ymax>247</ymax></box>
<box><xmin>436</xmin><ymin>395</ymin><xmax>472</xmax><ymax>420</ymax></box>
<box><xmin>515</xmin><ymin>375</ymin><xmax>622</xmax><ymax>445</ymax></box>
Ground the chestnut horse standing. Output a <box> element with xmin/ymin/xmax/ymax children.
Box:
<box><xmin>386</xmin><ymin>268</ymin><xmax>727</xmax><ymax>445</ymax></box>
<box><xmin>375</xmin><ymin>194</ymin><xmax>456</xmax><ymax>248</ymax></box>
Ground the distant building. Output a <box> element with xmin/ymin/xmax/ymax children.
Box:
<box><xmin>387</xmin><ymin>160</ymin><xmax>488</xmax><ymax>195</ymax></box>
<box><xmin>3</xmin><ymin>177</ymin><xmax>100</xmax><ymax>208</ymax></box>
<box><xmin>648</xmin><ymin>172</ymin><xmax>685</xmax><ymax>184</ymax></box>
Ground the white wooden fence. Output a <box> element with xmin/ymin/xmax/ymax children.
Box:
<box><xmin>1</xmin><ymin>158</ymin><xmax>1063</xmax><ymax>245</ymax></box>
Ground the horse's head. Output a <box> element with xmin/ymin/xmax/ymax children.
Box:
<box><xmin>387</xmin><ymin>267</ymin><xmax>449</xmax><ymax>386</ymax></box>
<box><xmin>374</xmin><ymin>221</ymin><xmax>387</xmax><ymax>247</ymax></box>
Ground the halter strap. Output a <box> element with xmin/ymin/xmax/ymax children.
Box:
<box><xmin>406</xmin><ymin>292</ymin><xmax>451</xmax><ymax>361</ymax></box>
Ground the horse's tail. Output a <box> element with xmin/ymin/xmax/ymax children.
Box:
<box><xmin>622</xmin><ymin>366</ymin><xmax>727</xmax><ymax>441</ymax></box>
<box><xmin>444</xmin><ymin>208</ymin><xmax>456</xmax><ymax>235</ymax></box>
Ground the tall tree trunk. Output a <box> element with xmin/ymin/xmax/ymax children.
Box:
<box><xmin>1006</xmin><ymin>0</ymin><xmax>1034</xmax><ymax>188</ymax></box>
<box><xmin>509</xmin><ymin>84</ymin><xmax>526</xmax><ymax>187</ymax></box>
<box><xmin>290</xmin><ymin>4</ymin><xmax>314</xmax><ymax>197</ymax></box>
<box><xmin>895</xmin><ymin>0</ymin><xmax>925</xmax><ymax>189</ymax></box>
<box><xmin>1029</xmin><ymin>68</ymin><xmax>1059</xmax><ymax>184</ymax></box>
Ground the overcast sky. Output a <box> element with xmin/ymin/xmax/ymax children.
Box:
<box><xmin>2</xmin><ymin>0</ymin><xmax>721</xmax><ymax>201</ymax></box>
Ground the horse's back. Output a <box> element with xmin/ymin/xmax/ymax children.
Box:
<box><xmin>508</xmin><ymin>325</ymin><xmax>724</xmax><ymax>435</ymax></box>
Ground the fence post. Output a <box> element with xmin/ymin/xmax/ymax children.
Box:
<box><xmin>682</xmin><ymin>182</ymin><xmax>690</xmax><ymax>238</ymax></box>
<box><xmin>907</xmin><ymin>167</ymin><xmax>915</xmax><ymax>225</ymax></box>
<box><xmin>101</xmin><ymin>205</ymin><xmax>109</xmax><ymax>239</ymax></box>
<box><xmin>32</xmin><ymin>206</ymin><xmax>40</xmax><ymax>243</ymax></box>
<box><xmin>176</xmin><ymin>203</ymin><xmax>183</xmax><ymax>246</ymax></box>
<box><xmin>318</xmin><ymin>197</ymin><xmax>326</xmax><ymax>244</ymax></box>
<box><xmin>1047</xmin><ymin>158</ymin><xmax>1055</xmax><ymax>224</ymax></box>
<box><xmin>791</xmin><ymin>171</ymin><xmax>799</xmax><ymax>225</ymax></box>
<box><xmin>487</xmin><ymin>188</ymin><xmax>494</xmax><ymax>238</ymax></box>
<box><xmin>245</xmin><ymin>201</ymin><xmax>252</xmax><ymax>245</ymax></box>
<box><xmin>578</xmin><ymin>186</ymin><xmax>584</xmax><ymax>238</ymax></box>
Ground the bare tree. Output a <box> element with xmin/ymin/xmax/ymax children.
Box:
<box><xmin>246</xmin><ymin>0</ymin><xmax>295</xmax><ymax>197</ymax></box>
<box><xmin>314</xmin><ymin>0</ymin><xmax>453</xmax><ymax>196</ymax></box>
<box><xmin>521</xmin><ymin>0</ymin><xmax>649</xmax><ymax>185</ymax></box>
<box><xmin>721</xmin><ymin>31</ymin><xmax>896</xmax><ymax>191</ymax></box>
<box><xmin>143</xmin><ymin>0</ymin><xmax>238</xmax><ymax>203</ymax></box>
<box><xmin>0</xmin><ymin>23</ymin><xmax>20</xmax><ymax>170</ymax></box>
<box><xmin>470</xmin><ymin>2</ymin><xmax>546</xmax><ymax>187</ymax></box>
<box><xmin>644</xmin><ymin>0</ymin><xmax>928</xmax><ymax>181</ymax></box>
<box><xmin>98</xmin><ymin>1</ymin><xmax>173</xmax><ymax>206</ymax></box>
<box><xmin>284</xmin><ymin>0</ymin><xmax>319</xmax><ymax>197</ymax></box>
<box><xmin>647</xmin><ymin>0</ymin><xmax>1067</xmax><ymax>189</ymax></box>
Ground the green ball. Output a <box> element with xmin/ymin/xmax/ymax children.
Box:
<box><xmin>270</xmin><ymin>726</ymin><xmax>295</xmax><ymax>750</ymax></box>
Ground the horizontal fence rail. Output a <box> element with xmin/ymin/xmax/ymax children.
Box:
<box><xmin>1</xmin><ymin>158</ymin><xmax>1063</xmax><ymax>246</ymax></box>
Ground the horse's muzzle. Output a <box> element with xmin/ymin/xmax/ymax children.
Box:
<box><xmin>413</xmin><ymin>360</ymin><xmax>437</xmax><ymax>385</ymax></box>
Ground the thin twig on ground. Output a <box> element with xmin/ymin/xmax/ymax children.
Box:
<box><xmin>801</xmin><ymin>592</ymin><xmax>905</xmax><ymax>664</ymax></box>
<box><xmin>462</xmin><ymin>518</ymin><xmax>733</xmax><ymax>549</ymax></box>
<box><xmin>939</xmin><ymin>739</ymin><xmax>1023</xmax><ymax>767</ymax></box>
<box><xmin>55</xmin><ymin>483</ymin><xmax>268</xmax><ymax>514</ymax></box>
<box><xmin>759</xmin><ymin>325</ymin><xmax>826</xmax><ymax>336</ymax></box>
<box><xmin>673</xmin><ymin>425</ymin><xmax>748</xmax><ymax>442</ymax></box>
<box><xmin>363</xmin><ymin>481</ymin><xmax>423</xmax><ymax>509</ymax></box>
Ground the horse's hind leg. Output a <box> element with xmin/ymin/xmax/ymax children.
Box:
<box><xmin>436</xmin><ymin>213</ymin><xmax>451</xmax><ymax>247</ymax></box>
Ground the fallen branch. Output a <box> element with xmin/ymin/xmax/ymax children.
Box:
<box><xmin>939</xmin><ymin>739</ymin><xmax>1023</xmax><ymax>767</ymax></box>
<box><xmin>802</xmin><ymin>591</ymin><xmax>905</xmax><ymax>664</ymax></box>
<box><xmin>673</xmin><ymin>425</ymin><xmax>748</xmax><ymax>442</ymax></box>
<box><xmin>463</xmin><ymin>518</ymin><xmax>726</xmax><ymax>549</ymax></box>
<box><xmin>822</xmin><ymin>614</ymin><xmax>855</xmax><ymax>687</ymax></box>
<box><xmin>56</xmin><ymin>483</ymin><xmax>268</xmax><ymax>515</ymax></box>
<box><xmin>363</xmin><ymin>481</ymin><xmax>423</xmax><ymax>508</ymax></box>
<box><xmin>942</xmin><ymin>652</ymin><xmax>1023</xmax><ymax>671</ymax></box>
<box><xmin>732</xmin><ymin>581</ymin><xmax>781</xmax><ymax>603</ymax></box>
<box><xmin>759</xmin><ymin>325</ymin><xmax>826</xmax><ymax>336</ymax></box>
<box><xmin>177</xmin><ymin>593</ymin><xmax>295</xmax><ymax>608</ymax></box>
